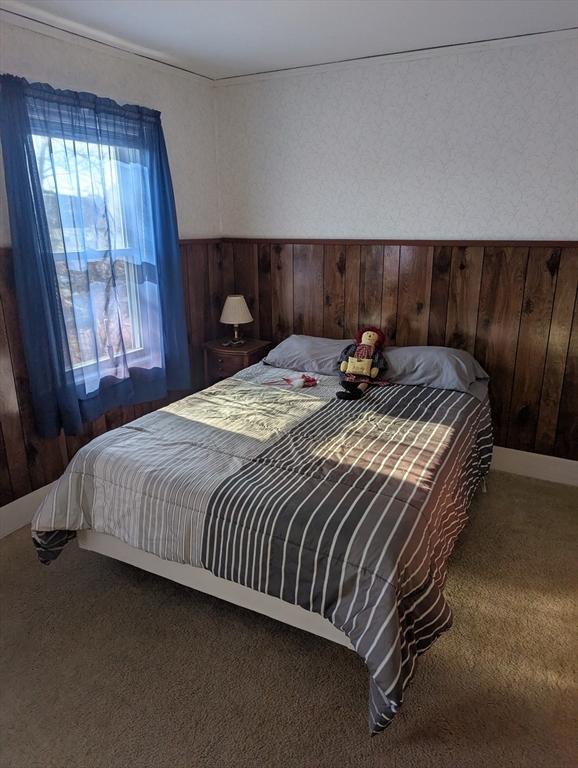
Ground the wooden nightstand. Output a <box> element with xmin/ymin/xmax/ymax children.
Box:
<box><xmin>203</xmin><ymin>338</ymin><xmax>271</xmax><ymax>388</ymax></box>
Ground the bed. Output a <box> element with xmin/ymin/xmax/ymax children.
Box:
<box><xmin>32</xmin><ymin>358</ymin><xmax>492</xmax><ymax>733</ymax></box>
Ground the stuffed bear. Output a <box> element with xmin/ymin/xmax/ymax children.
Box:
<box><xmin>336</xmin><ymin>326</ymin><xmax>387</xmax><ymax>400</ymax></box>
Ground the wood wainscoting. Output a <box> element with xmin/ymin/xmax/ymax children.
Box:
<box><xmin>0</xmin><ymin>243</ymin><xmax>206</xmax><ymax>506</ymax></box>
<box><xmin>1</xmin><ymin>239</ymin><xmax>577</xmax><ymax>505</ymax></box>
<box><xmin>209</xmin><ymin>239</ymin><xmax>578</xmax><ymax>461</ymax></box>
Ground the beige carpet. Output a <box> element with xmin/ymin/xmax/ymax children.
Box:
<box><xmin>0</xmin><ymin>471</ymin><xmax>576</xmax><ymax>768</ymax></box>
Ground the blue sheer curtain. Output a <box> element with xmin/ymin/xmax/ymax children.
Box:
<box><xmin>0</xmin><ymin>75</ymin><xmax>190</xmax><ymax>436</ymax></box>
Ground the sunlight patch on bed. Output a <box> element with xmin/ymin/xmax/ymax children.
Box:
<box><xmin>161</xmin><ymin>380</ymin><xmax>325</xmax><ymax>442</ymax></box>
<box><xmin>308</xmin><ymin>417</ymin><xmax>455</xmax><ymax>481</ymax></box>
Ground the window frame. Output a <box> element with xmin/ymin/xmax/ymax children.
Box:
<box><xmin>32</xmin><ymin>132</ymin><xmax>157</xmax><ymax>378</ymax></box>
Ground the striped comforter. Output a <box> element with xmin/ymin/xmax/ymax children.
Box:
<box><xmin>33</xmin><ymin>362</ymin><xmax>492</xmax><ymax>733</ymax></box>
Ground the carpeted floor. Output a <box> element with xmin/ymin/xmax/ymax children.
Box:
<box><xmin>0</xmin><ymin>471</ymin><xmax>576</xmax><ymax>768</ymax></box>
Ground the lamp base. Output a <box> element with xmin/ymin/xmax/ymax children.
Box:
<box><xmin>221</xmin><ymin>324</ymin><xmax>246</xmax><ymax>346</ymax></box>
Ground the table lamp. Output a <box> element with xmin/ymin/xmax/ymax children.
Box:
<box><xmin>219</xmin><ymin>294</ymin><xmax>253</xmax><ymax>346</ymax></box>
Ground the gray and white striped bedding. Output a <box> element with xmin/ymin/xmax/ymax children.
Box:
<box><xmin>33</xmin><ymin>362</ymin><xmax>492</xmax><ymax>733</ymax></box>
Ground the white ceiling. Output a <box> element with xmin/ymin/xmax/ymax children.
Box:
<box><xmin>3</xmin><ymin>0</ymin><xmax>578</xmax><ymax>79</ymax></box>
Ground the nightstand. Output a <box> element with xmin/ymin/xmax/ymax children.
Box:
<box><xmin>203</xmin><ymin>338</ymin><xmax>271</xmax><ymax>388</ymax></box>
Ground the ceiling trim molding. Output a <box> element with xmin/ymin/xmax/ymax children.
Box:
<box><xmin>1</xmin><ymin>0</ymin><xmax>576</xmax><ymax>86</ymax></box>
<box><xmin>0</xmin><ymin>1</ymin><xmax>214</xmax><ymax>82</ymax></box>
<box><xmin>214</xmin><ymin>27</ymin><xmax>578</xmax><ymax>87</ymax></box>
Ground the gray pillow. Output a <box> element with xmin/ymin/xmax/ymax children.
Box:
<box><xmin>385</xmin><ymin>346</ymin><xmax>489</xmax><ymax>398</ymax></box>
<box><xmin>263</xmin><ymin>335</ymin><xmax>351</xmax><ymax>375</ymax></box>
<box><xmin>264</xmin><ymin>335</ymin><xmax>488</xmax><ymax>399</ymax></box>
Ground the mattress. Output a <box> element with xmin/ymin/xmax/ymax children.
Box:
<box><xmin>33</xmin><ymin>362</ymin><xmax>493</xmax><ymax>733</ymax></box>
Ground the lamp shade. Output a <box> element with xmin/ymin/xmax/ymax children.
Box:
<box><xmin>220</xmin><ymin>295</ymin><xmax>253</xmax><ymax>325</ymax></box>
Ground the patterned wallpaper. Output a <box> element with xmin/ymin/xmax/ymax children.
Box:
<box><xmin>0</xmin><ymin>24</ymin><xmax>576</xmax><ymax>243</ymax></box>
<box><xmin>0</xmin><ymin>20</ymin><xmax>219</xmax><ymax>243</ymax></box>
<box><xmin>216</xmin><ymin>34</ymin><xmax>578</xmax><ymax>239</ymax></box>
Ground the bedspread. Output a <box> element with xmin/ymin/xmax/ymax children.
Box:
<box><xmin>33</xmin><ymin>363</ymin><xmax>492</xmax><ymax>733</ymax></box>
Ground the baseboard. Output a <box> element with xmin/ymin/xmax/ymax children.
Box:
<box><xmin>0</xmin><ymin>482</ymin><xmax>54</xmax><ymax>539</ymax></box>
<box><xmin>491</xmin><ymin>447</ymin><xmax>577</xmax><ymax>487</ymax></box>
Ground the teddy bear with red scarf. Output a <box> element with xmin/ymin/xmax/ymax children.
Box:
<box><xmin>336</xmin><ymin>326</ymin><xmax>388</xmax><ymax>400</ymax></box>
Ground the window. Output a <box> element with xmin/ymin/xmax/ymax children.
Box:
<box><xmin>0</xmin><ymin>74</ymin><xmax>190</xmax><ymax>436</ymax></box>
<box><xmin>31</xmin><ymin>133</ymin><xmax>162</xmax><ymax>391</ymax></box>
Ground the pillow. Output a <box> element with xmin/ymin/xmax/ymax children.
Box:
<box><xmin>263</xmin><ymin>335</ymin><xmax>351</xmax><ymax>376</ymax></box>
<box><xmin>384</xmin><ymin>346</ymin><xmax>489</xmax><ymax>398</ymax></box>
<box><xmin>264</xmin><ymin>336</ymin><xmax>489</xmax><ymax>399</ymax></box>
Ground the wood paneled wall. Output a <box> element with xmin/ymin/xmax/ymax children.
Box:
<box><xmin>200</xmin><ymin>239</ymin><xmax>578</xmax><ymax>461</ymax></box>
<box><xmin>0</xmin><ymin>245</ymin><xmax>194</xmax><ymax>505</ymax></box>
<box><xmin>1</xmin><ymin>239</ymin><xmax>577</xmax><ymax>506</ymax></box>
